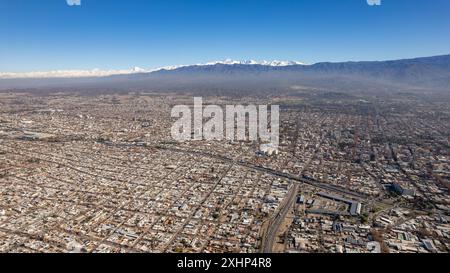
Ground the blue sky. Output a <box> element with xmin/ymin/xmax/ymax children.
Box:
<box><xmin>1</xmin><ymin>0</ymin><xmax>450</xmax><ymax>72</ymax></box>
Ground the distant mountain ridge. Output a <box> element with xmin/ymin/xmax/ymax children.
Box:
<box><xmin>1</xmin><ymin>55</ymin><xmax>449</xmax><ymax>93</ymax></box>
<box><xmin>0</xmin><ymin>59</ymin><xmax>305</xmax><ymax>79</ymax></box>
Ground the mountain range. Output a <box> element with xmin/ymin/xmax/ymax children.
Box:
<box><xmin>1</xmin><ymin>55</ymin><xmax>449</xmax><ymax>94</ymax></box>
<box><xmin>0</xmin><ymin>59</ymin><xmax>305</xmax><ymax>79</ymax></box>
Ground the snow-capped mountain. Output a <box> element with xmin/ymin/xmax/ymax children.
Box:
<box><xmin>1</xmin><ymin>55</ymin><xmax>449</xmax><ymax>93</ymax></box>
<box><xmin>202</xmin><ymin>59</ymin><xmax>304</xmax><ymax>66</ymax></box>
<box><xmin>0</xmin><ymin>60</ymin><xmax>304</xmax><ymax>79</ymax></box>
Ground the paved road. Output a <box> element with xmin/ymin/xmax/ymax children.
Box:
<box><xmin>152</xmin><ymin>145</ymin><xmax>369</xmax><ymax>201</ymax></box>
<box><xmin>262</xmin><ymin>183</ymin><xmax>299</xmax><ymax>253</ymax></box>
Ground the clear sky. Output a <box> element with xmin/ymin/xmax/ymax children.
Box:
<box><xmin>1</xmin><ymin>0</ymin><xmax>450</xmax><ymax>72</ymax></box>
